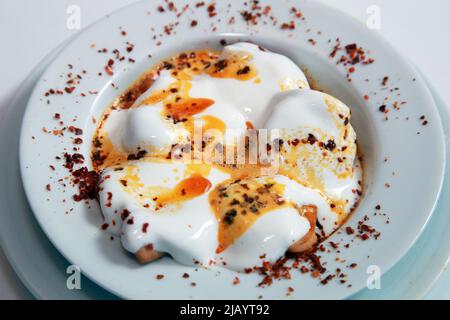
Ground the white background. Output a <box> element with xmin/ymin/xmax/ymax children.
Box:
<box><xmin>0</xmin><ymin>0</ymin><xmax>448</xmax><ymax>299</ymax></box>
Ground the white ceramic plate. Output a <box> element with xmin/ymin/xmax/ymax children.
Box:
<box><xmin>19</xmin><ymin>0</ymin><xmax>445</xmax><ymax>299</ymax></box>
<box><xmin>1</xmin><ymin>44</ymin><xmax>448</xmax><ymax>300</ymax></box>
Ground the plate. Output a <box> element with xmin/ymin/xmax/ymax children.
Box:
<box><xmin>1</xmin><ymin>44</ymin><xmax>448</xmax><ymax>300</ymax></box>
<box><xmin>18</xmin><ymin>0</ymin><xmax>445</xmax><ymax>299</ymax></box>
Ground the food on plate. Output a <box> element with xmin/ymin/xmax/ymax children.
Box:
<box><xmin>92</xmin><ymin>42</ymin><xmax>362</xmax><ymax>271</ymax></box>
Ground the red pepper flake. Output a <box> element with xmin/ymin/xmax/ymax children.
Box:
<box><xmin>345</xmin><ymin>226</ymin><xmax>355</xmax><ymax>235</ymax></box>
<box><xmin>241</xmin><ymin>10</ymin><xmax>257</xmax><ymax>25</ymax></box>
<box><xmin>263</xmin><ymin>6</ymin><xmax>271</xmax><ymax>16</ymax></box>
<box><xmin>182</xmin><ymin>273</ymin><xmax>190</xmax><ymax>278</ymax></box>
<box><xmin>101</xmin><ymin>223</ymin><xmax>109</xmax><ymax>230</ymax></box>
<box><xmin>54</xmin><ymin>113</ymin><xmax>61</xmax><ymax>120</ymax></box>
<box><xmin>46</xmin><ymin>184</ymin><xmax>51</xmax><ymax>191</ymax></box>
<box><xmin>105</xmin><ymin>192</ymin><xmax>113</xmax><ymax>207</ymax></box>
<box><xmin>156</xmin><ymin>274</ymin><xmax>164</xmax><ymax>280</ymax></box>
<box><xmin>363</xmin><ymin>95</ymin><xmax>369</xmax><ymax>100</ymax></box>
<box><xmin>332</xmin><ymin>41</ymin><xmax>374</xmax><ymax>67</ymax></box>
<box><xmin>329</xmin><ymin>241</ymin><xmax>339</xmax><ymax>249</ymax></box>
<box><xmin>330</xmin><ymin>42</ymin><xmax>341</xmax><ymax>58</ymax></box>
<box><xmin>190</xmin><ymin>20</ymin><xmax>198</xmax><ymax>27</ymax></box>
<box><xmin>65</xmin><ymin>87</ymin><xmax>76</xmax><ymax>94</ymax></box>
<box><xmin>320</xmin><ymin>274</ymin><xmax>335</xmax><ymax>285</ymax></box>
<box><xmin>142</xmin><ymin>222</ymin><xmax>149</xmax><ymax>233</ymax></box>
<box><xmin>105</xmin><ymin>65</ymin><xmax>114</xmax><ymax>76</ymax></box>
<box><xmin>382</xmin><ymin>76</ymin><xmax>389</xmax><ymax>86</ymax></box>
<box><xmin>281</xmin><ymin>21</ymin><xmax>295</xmax><ymax>30</ymax></box>
<box><xmin>207</xmin><ymin>3</ymin><xmax>217</xmax><ymax>18</ymax></box>
<box><xmin>72</xmin><ymin>167</ymin><xmax>100</xmax><ymax>201</ymax></box>
<box><xmin>167</xmin><ymin>1</ymin><xmax>176</xmax><ymax>12</ymax></box>
<box><xmin>121</xmin><ymin>209</ymin><xmax>131</xmax><ymax>221</ymax></box>
<box><xmin>291</xmin><ymin>7</ymin><xmax>303</xmax><ymax>18</ymax></box>
<box><xmin>233</xmin><ymin>277</ymin><xmax>240</xmax><ymax>285</ymax></box>
<box><xmin>126</xmin><ymin>42</ymin><xmax>134</xmax><ymax>53</ymax></box>
<box><xmin>157</xmin><ymin>5</ymin><xmax>165</xmax><ymax>12</ymax></box>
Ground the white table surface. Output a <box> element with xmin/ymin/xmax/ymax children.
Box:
<box><xmin>0</xmin><ymin>0</ymin><xmax>448</xmax><ymax>300</ymax></box>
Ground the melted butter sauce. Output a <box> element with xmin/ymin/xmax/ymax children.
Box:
<box><xmin>195</xmin><ymin>115</ymin><xmax>227</xmax><ymax>134</ymax></box>
<box><xmin>209</xmin><ymin>178</ymin><xmax>290</xmax><ymax>253</ymax></box>
<box><xmin>166</xmin><ymin>98</ymin><xmax>215</xmax><ymax>120</ymax></box>
<box><xmin>154</xmin><ymin>175</ymin><xmax>212</xmax><ymax>209</ymax></box>
<box><xmin>118</xmin><ymin>162</ymin><xmax>213</xmax><ymax>210</ymax></box>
